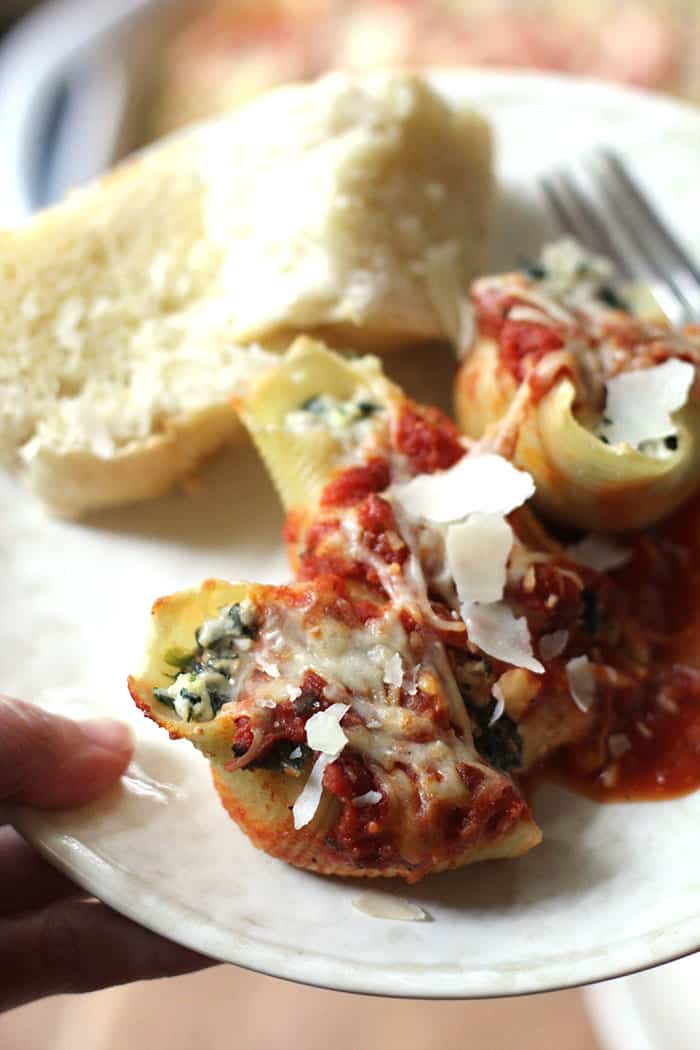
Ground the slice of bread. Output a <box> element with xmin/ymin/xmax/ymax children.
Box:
<box><xmin>0</xmin><ymin>71</ymin><xmax>492</xmax><ymax>518</ymax></box>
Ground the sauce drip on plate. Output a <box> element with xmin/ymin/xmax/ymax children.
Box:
<box><xmin>541</xmin><ymin>491</ymin><xmax>700</xmax><ymax>801</ymax></box>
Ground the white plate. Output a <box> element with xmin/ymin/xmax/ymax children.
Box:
<box><xmin>6</xmin><ymin>71</ymin><xmax>700</xmax><ymax>999</ymax></box>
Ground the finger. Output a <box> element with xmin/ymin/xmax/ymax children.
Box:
<box><xmin>0</xmin><ymin>828</ymin><xmax>87</xmax><ymax>916</ymax></box>
<box><xmin>0</xmin><ymin>898</ymin><xmax>214</xmax><ymax>1013</ymax></box>
<box><xmin>0</xmin><ymin>696</ymin><xmax>133</xmax><ymax>809</ymax></box>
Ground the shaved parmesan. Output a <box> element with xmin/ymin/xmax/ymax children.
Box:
<box><xmin>446</xmin><ymin>513</ymin><xmax>513</xmax><ymax>606</ymax></box>
<box><xmin>489</xmin><ymin>683</ymin><xmax>506</xmax><ymax>725</ymax></box>
<box><xmin>539</xmin><ymin>629</ymin><xmax>569</xmax><ymax>661</ymax></box>
<box><xmin>258</xmin><ymin>657</ymin><xmax>280</xmax><ymax>678</ymax></box>
<box><xmin>292</xmin><ymin>752</ymin><xmax>335</xmax><ymax>830</ymax></box>
<box><xmin>305</xmin><ymin>703</ymin><xmax>349</xmax><ymax>755</ymax></box>
<box><xmin>391</xmin><ymin>453</ymin><xmax>535</xmax><ymax>524</ymax></box>
<box><xmin>566</xmin><ymin>655</ymin><xmax>596</xmax><ymax>712</ymax></box>
<box><xmin>457</xmin><ymin>298</ymin><xmax>476</xmax><ymax>359</ymax></box>
<box><xmin>383</xmin><ymin>652</ymin><xmax>404</xmax><ymax>688</ymax></box>
<box><xmin>608</xmin><ymin>732</ymin><xmax>631</xmax><ymax>758</ymax></box>
<box><xmin>352</xmin><ymin>790</ymin><xmax>383</xmax><ymax>807</ymax></box>
<box><xmin>600</xmin><ymin>359</ymin><xmax>694</xmax><ymax>452</ymax></box>
<box><xmin>464</xmin><ymin>602</ymin><xmax>544</xmax><ymax>674</ymax></box>
<box><xmin>352</xmin><ymin>892</ymin><xmax>428</xmax><ymax>922</ymax></box>
<box><xmin>566</xmin><ymin>535</ymin><xmax>631</xmax><ymax>573</ymax></box>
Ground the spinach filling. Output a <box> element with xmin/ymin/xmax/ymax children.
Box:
<box><xmin>581</xmin><ymin>588</ymin><xmax>601</xmax><ymax>635</ymax></box>
<box><xmin>247</xmin><ymin>740</ymin><xmax>313</xmax><ymax>778</ymax></box>
<box><xmin>153</xmin><ymin>601</ymin><xmax>259</xmax><ymax>723</ymax></box>
<box><xmin>519</xmin><ymin>258</ymin><xmax>630</xmax><ymax>312</ymax></box>
<box><xmin>461</xmin><ymin>689</ymin><xmax>523</xmax><ymax>774</ymax></box>
<box><xmin>519</xmin><ymin>259</ymin><xmax>548</xmax><ymax>281</ymax></box>
<box><xmin>301</xmin><ymin>393</ymin><xmax>381</xmax><ymax>426</ymax></box>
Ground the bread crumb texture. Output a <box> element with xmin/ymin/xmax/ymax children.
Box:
<box><xmin>0</xmin><ymin>72</ymin><xmax>492</xmax><ymax>516</ymax></box>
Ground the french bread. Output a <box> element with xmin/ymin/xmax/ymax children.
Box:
<box><xmin>0</xmin><ymin>71</ymin><xmax>493</xmax><ymax>517</ymax></box>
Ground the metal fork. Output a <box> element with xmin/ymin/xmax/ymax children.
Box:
<box><xmin>540</xmin><ymin>149</ymin><xmax>700</xmax><ymax>327</ymax></box>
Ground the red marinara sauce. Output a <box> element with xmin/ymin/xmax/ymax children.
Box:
<box><xmin>543</xmin><ymin>491</ymin><xmax>700</xmax><ymax>802</ymax></box>
<box><xmin>471</xmin><ymin>282</ymin><xmax>566</xmax><ymax>383</ymax></box>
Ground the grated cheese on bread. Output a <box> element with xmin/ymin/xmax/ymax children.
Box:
<box><xmin>0</xmin><ymin>71</ymin><xmax>493</xmax><ymax>518</ymax></box>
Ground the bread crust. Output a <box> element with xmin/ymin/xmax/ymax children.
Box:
<box><xmin>23</xmin><ymin>405</ymin><xmax>244</xmax><ymax>519</ymax></box>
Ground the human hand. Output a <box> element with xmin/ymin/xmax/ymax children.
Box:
<box><xmin>0</xmin><ymin>697</ymin><xmax>213</xmax><ymax>1013</ymax></box>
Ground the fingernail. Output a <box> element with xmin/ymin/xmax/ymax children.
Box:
<box><xmin>81</xmin><ymin>719</ymin><xmax>134</xmax><ymax>753</ymax></box>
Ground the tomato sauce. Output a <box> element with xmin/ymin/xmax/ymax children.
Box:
<box><xmin>320</xmin><ymin>458</ymin><xmax>390</xmax><ymax>508</ymax></box>
<box><xmin>288</xmin><ymin>376</ymin><xmax>700</xmax><ymax>815</ymax></box>
<box><xmin>395</xmin><ymin>404</ymin><xmax>464</xmax><ymax>474</ymax></box>
<box><xmin>500</xmin><ymin>319</ymin><xmax>565</xmax><ymax>382</ymax></box>
<box><xmin>549</xmin><ymin>665</ymin><xmax>700</xmax><ymax>801</ymax></box>
<box><xmin>540</xmin><ymin>492</ymin><xmax>700</xmax><ymax>802</ymax></box>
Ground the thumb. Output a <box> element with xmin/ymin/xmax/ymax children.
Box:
<box><xmin>0</xmin><ymin>697</ymin><xmax>134</xmax><ymax>809</ymax></box>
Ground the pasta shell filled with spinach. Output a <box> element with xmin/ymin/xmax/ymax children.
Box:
<box><xmin>240</xmin><ymin>339</ymin><xmax>645</xmax><ymax>788</ymax></box>
<box><xmin>239</xmin><ymin>335</ymin><xmax>400</xmax><ymax>515</ymax></box>
<box><xmin>129</xmin><ymin>575</ymin><xmax>541</xmax><ymax>881</ymax></box>
<box><xmin>131</xmin><ymin>336</ymin><xmax>700</xmax><ymax>882</ymax></box>
<box><xmin>455</xmin><ymin>240</ymin><xmax>700</xmax><ymax>533</ymax></box>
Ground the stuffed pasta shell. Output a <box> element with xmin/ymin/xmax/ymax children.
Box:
<box><xmin>128</xmin><ymin>576</ymin><xmax>540</xmax><ymax>881</ymax></box>
<box><xmin>455</xmin><ymin>240</ymin><xmax>700</xmax><ymax>533</ymax></box>
<box><xmin>240</xmin><ymin>339</ymin><xmax>651</xmax><ymax>780</ymax></box>
<box><xmin>131</xmin><ymin>338</ymin><xmax>691</xmax><ymax>881</ymax></box>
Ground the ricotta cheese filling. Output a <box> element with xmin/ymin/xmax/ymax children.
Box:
<box><xmin>153</xmin><ymin>599</ymin><xmax>258</xmax><ymax>722</ymax></box>
<box><xmin>283</xmin><ymin>387</ymin><xmax>386</xmax><ymax>466</ymax></box>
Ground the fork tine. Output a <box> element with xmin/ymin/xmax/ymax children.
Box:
<box><xmin>595</xmin><ymin>150</ymin><xmax>700</xmax><ymax>285</ymax></box>
<box><xmin>590</xmin><ymin>150</ymin><xmax>700</xmax><ymax>321</ymax></box>
<box><xmin>541</xmin><ymin>170</ymin><xmax>633</xmax><ymax>278</ymax></box>
<box><xmin>585</xmin><ymin>161</ymin><xmax>699</xmax><ymax>325</ymax></box>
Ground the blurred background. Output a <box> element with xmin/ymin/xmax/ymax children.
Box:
<box><xmin>1</xmin><ymin>1</ymin><xmax>699</xmax><ymax>1047</ymax></box>
<box><xmin>1</xmin><ymin>0</ymin><xmax>700</xmax><ymax>223</ymax></box>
